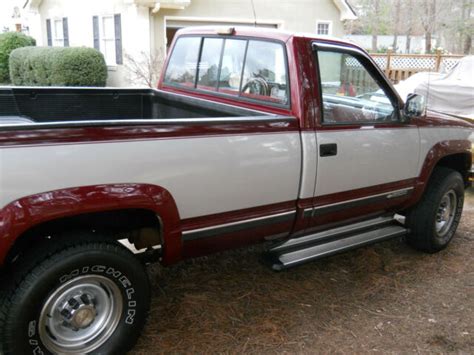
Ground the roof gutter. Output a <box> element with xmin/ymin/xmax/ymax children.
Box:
<box><xmin>333</xmin><ymin>0</ymin><xmax>357</xmax><ymax>20</ymax></box>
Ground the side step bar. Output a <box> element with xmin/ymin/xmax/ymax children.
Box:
<box><xmin>266</xmin><ymin>216</ymin><xmax>407</xmax><ymax>271</ymax></box>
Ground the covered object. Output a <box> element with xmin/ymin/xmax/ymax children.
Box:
<box><xmin>395</xmin><ymin>56</ymin><xmax>474</xmax><ymax>120</ymax></box>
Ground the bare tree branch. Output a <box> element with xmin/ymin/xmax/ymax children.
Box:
<box><xmin>124</xmin><ymin>50</ymin><xmax>164</xmax><ymax>88</ymax></box>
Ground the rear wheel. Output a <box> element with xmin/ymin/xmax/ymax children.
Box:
<box><xmin>0</xmin><ymin>239</ymin><xmax>150</xmax><ymax>354</ymax></box>
<box><xmin>406</xmin><ymin>167</ymin><xmax>465</xmax><ymax>253</ymax></box>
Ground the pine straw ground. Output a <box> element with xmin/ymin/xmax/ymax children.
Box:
<box><xmin>133</xmin><ymin>189</ymin><xmax>474</xmax><ymax>354</ymax></box>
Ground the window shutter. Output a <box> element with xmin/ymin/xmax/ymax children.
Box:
<box><xmin>114</xmin><ymin>14</ymin><xmax>123</xmax><ymax>65</ymax></box>
<box><xmin>92</xmin><ymin>16</ymin><xmax>100</xmax><ymax>50</ymax></box>
<box><xmin>62</xmin><ymin>17</ymin><xmax>69</xmax><ymax>47</ymax></box>
<box><xmin>46</xmin><ymin>19</ymin><xmax>52</xmax><ymax>46</ymax></box>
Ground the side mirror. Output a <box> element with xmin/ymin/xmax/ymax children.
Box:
<box><xmin>404</xmin><ymin>93</ymin><xmax>426</xmax><ymax>119</ymax></box>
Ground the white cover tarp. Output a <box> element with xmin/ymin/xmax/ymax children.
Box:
<box><xmin>394</xmin><ymin>56</ymin><xmax>474</xmax><ymax>119</ymax></box>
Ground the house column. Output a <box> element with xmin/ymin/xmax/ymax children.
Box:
<box><xmin>123</xmin><ymin>4</ymin><xmax>151</xmax><ymax>59</ymax></box>
<box><xmin>25</xmin><ymin>8</ymin><xmax>43</xmax><ymax>46</ymax></box>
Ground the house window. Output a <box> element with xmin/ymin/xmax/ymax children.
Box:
<box><xmin>53</xmin><ymin>19</ymin><xmax>64</xmax><ymax>46</ymax></box>
<box><xmin>101</xmin><ymin>16</ymin><xmax>116</xmax><ymax>65</ymax></box>
<box><xmin>46</xmin><ymin>18</ymin><xmax>68</xmax><ymax>47</ymax></box>
<box><xmin>316</xmin><ymin>21</ymin><xmax>332</xmax><ymax>36</ymax></box>
<box><xmin>93</xmin><ymin>14</ymin><xmax>122</xmax><ymax>65</ymax></box>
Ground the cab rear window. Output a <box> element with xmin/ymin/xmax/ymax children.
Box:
<box><xmin>164</xmin><ymin>36</ymin><xmax>289</xmax><ymax>106</ymax></box>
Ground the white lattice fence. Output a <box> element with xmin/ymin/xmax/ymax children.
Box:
<box><xmin>389</xmin><ymin>56</ymin><xmax>436</xmax><ymax>70</ymax></box>
<box><xmin>440</xmin><ymin>57</ymin><xmax>462</xmax><ymax>71</ymax></box>
<box><xmin>371</xmin><ymin>56</ymin><xmax>387</xmax><ymax>69</ymax></box>
<box><xmin>369</xmin><ymin>52</ymin><xmax>464</xmax><ymax>83</ymax></box>
<box><xmin>370</xmin><ymin>53</ymin><xmax>463</xmax><ymax>71</ymax></box>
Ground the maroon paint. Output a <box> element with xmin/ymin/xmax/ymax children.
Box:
<box><xmin>0</xmin><ymin>120</ymin><xmax>298</xmax><ymax>148</ymax></box>
<box><xmin>303</xmin><ymin>179</ymin><xmax>416</xmax><ymax>230</ymax></box>
<box><xmin>312</xmin><ymin>178</ymin><xmax>416</xmax><ymax>209</ymax></box>
<box><xmin>417</xmin><ymin>110</ymin><xmax>473</xmax><ymax>128</ymax></box>
<box><xmin>292</xmin><ymin>197</ymin><xmax>314</xmax><ymax>234</ymax></box>
<box><xmin>180</xmin><ymin>200</ymin><xmax>296</xmax><ymax>231</ymax></box>
<box><xmin>0</xmin><ymin>184</ymin><xmax>182</xmax><ymax>266</ymax></box>
<box><xmin>180</xmin><ymin>200</ymin><xmax>297</xmax><ymax>257</ymax></box>
<box><xmin>182</xmin><ymin>220</ymin><xmax>292</xmax><ymax>258</ymax></box>
<box><xmin>314</xmin><ymin>123</ymin><xmax>418</xmax><ymax>131</ymax></box>
<box><xmin>409</xmin><ymin>139</ymin><xmax>472</xmax><ymax>204</ymax></box>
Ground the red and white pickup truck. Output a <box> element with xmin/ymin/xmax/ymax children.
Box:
<box><xmin>0</xmin><ymin>27</ymin><xmax>472</xmax><ymax>354</ymax></box>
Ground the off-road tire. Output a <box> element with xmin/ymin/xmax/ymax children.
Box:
<box><xmin>406</xmin><ymin>167</ymin><xmax>464</xmax><ymax>253</ymax></box>
<box><xmin>0</xmin><ymin>238</ymin><xmax>150</xmax><ymax>354</ymax></box>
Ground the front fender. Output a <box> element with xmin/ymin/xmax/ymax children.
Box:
<box><xmin>410</xmin><ymin>140</ymin><xmax>472</xmax><ymax>203</ymax></box>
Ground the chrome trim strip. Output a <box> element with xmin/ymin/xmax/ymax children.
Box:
<box><xmin>314</xmin><ymin>187</ymin><xmax>414</xmax><ymax>210</ymax></box>
<box><xmin>0</xmin><ymin>116</ymin><xmax>296</xmax><ymax>131</ymax></box>
<box><xmin>182</xmin><ymin>210</ymin><xmax>296</xmax><ymax>241</ymax></box>
<box><xmin>303</xmin><ymin>208</ymin><xmax>313</xmax><ymax>218</ymax></box>
<box><xmin>183</xmin><ymin>210</ymin><xmax>295</xmax><ymax>234</ymax></box>
<box><xmin>313</xmin><ymin>42</ymin><xmax>369</xmax><ymax>58</ymax></box>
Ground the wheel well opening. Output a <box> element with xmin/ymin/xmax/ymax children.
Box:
<box><xmin>6</xmin><ymin>208</ymin><xmax>163</xmax><ymax>265</ymax></box>
<box><xmin>435</xmin><ymin>153</ymin><xmax>471</xmax><ymax>185</ymax></box>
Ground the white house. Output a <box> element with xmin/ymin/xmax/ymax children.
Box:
<box><xmin>24</xmin><ymin>0</ymin><xmax>356</xmax><ymax>86</ymax></box>
<box><xmin>0</xmin><ymin>0</ymin><xmax>29</xmax><ymax>33</ymax></box>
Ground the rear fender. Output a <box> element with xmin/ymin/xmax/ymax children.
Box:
<box><xmin>0</xmin><ymin>183</ymin><xmax>182</xmax><ymax>266</ymax></box>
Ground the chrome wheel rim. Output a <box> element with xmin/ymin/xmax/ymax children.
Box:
<box><xmin>435</xmin><ymin>190</ymin><xmax>457</xmax><ymax>237</ymax></box>
<box><xmin>39</xmin><ymin>275</ymin><xmax>123</xmax><ymax>354</ymax></box>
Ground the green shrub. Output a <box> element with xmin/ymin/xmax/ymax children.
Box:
<box><xmin>9</xmin><ymin>46</ymin><xmax>107</xmax><ymax>87</ymax></box>
<box><xmin>0</xmin><ymin>32</ymin><xmax>36</xmax><ymax>83</ymax></box>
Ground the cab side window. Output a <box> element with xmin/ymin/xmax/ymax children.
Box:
<box><xmin>317</xmin><ymin>50</ymin><xmax>397</xmax><ymax>124</ymax></box>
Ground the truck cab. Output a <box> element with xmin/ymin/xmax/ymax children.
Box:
<box><xmin>159</xmin><ymin>27</ymin><xmax>471</xmax><ymax>248</ymax></box>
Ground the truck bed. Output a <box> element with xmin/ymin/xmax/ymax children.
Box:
<box><xmin>0</xmin><ymin>87</ymin><xmax>268</xmax><ymax>126</ymax></box>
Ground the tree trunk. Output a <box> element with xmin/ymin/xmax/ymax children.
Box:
<box><xmin>464</xmin><ymin>34</ymin><xmax>472</xmax><ymax>54</ymax></box>
<box><xmin>372</xmin><ymin>35</ymin><xmax>378</xmax><ymax>52</ymax></box>
<box><xmin>462</xmin><ymin>0</ymin><xmax>472</xmax><ymax>54</ymax></box>
<box><xmin>371</xmin><ymin>0</ymin><xmax>380</xmax><ymax>52</ymax></box>
<box><xmin>423</xmin><ymin>0</ymin><xmax>436</xmax><ymax>53</ymax></box>
<box><xmin>392</xmin><ymin>0</ymin><xmax>401</xmax><ymax>51</ymax></box>
<box><xmin>425</xmin><ymin>31</ymin><xmax>432</xmax><ymax>53</ymax></box>
<box><xmin>405</xmin><ymin>0</ymin><xmax>414</xmax><ymax>53</ymax></box>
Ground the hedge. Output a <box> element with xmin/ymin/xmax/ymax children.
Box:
<box><xmin>9</xmin><ymin>46</ymin><xmax>107</xmax><ymax>87</ymax></box>
<box><xmin>0</xmin><ymin>32</ymin><xmax>36</xmax><ymax>83</ymax></box>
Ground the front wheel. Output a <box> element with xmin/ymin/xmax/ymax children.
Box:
<box><xmin>406</xmin><ymin>167</ymin><xmax>465</xmax><ymax>253</ymax></box>
<box><xmin>0</xmin><ymin>240</ymin><xmax>150</xmax><ymax>354</ymax></box>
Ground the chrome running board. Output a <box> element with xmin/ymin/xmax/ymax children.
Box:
<box><xmin>266</xmin><ymin>216</ymin><xmax>407</xmax><ymax>271</ymax></box>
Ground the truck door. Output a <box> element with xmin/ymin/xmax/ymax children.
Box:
<box><xmin>306</xmin><ymin>42</ymin><xmax>420</xmax><ymax>230</ymax></box>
